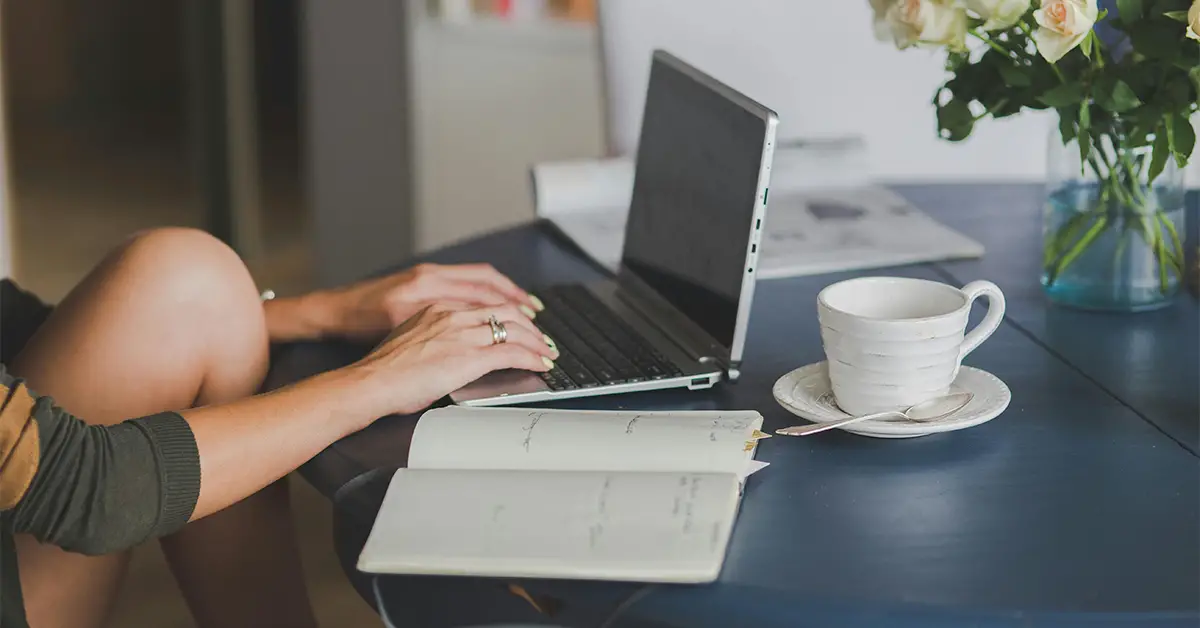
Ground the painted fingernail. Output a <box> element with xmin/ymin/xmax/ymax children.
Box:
<box><xmin>529</xmin><ymin>295</ymin><xmax>546</xmax><ymax>311</ymax></box>
<box><xmin>542</xmin><ymin>357</ymin><xmax>555</xmax><ymax>370</ymax></box>
<box><xmin>543</xmin><ymin>334</ymin><xmax>558</xmax><ymax>351</ymax></box>
<box><xmin>519</xmin><ymin>304</ymin><xmax>537</xmax><ymax>319</ymax></box>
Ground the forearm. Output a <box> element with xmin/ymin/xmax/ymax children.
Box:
<box><xmin>2</xmin><ymin>364</ymin><xmax>384</xmax><ymax>555</ymax></box>
<box><xmin>182</xmin><ymin>365</ymin><xmax>382</xmax><ymax>520</ymax></box>
<box><xmin>262</xmin><ymin>291</ymin><xmax>344</xmax><ymax>342</ymax></box>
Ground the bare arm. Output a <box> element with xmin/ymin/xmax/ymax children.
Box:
<box><xmin>262</xmin><ymin>292</ymin><xmax>343</xmax><ymax>343</ymax></box>
<box><xmin>2</xmin><ymin>302</ymin><xmax>554</xmax><ymax>555</ymax></box>
<box><xmin>262</xmin><ymin>263</ymin><xmax>543</xmax><ymax>343</ymax></box>
<box><xmin>190</xmin><ymin>301</ymin><xmax>554</xmax><ymax>520</ymax></box>
<box><xmin>181</xmin><ymin>366</ymin><xmax>379</xmax><ymax>520</ymax></box>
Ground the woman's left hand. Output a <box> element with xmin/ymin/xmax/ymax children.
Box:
<box><xmin>268</xmin><ymin>263</ymin><xmax>544</xmax><ymax>342</ymax></box>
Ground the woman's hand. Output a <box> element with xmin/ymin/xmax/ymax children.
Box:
<box><xmin>179</xmin><ymin>302</ymin><xmax>555</xmax><ymax>522</ymax></box>
<box><xmin>350</xmin><ymin>303</ymin><xmax>557</xmax><ymax>417</ymax></box>
<box><xmin>264</xmin><ymin>263</ymin><xmax>545</xmax><ymax>343</ymax></box>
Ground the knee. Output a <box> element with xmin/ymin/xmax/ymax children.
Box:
<box><xmin>107</xmin><ymin>228</ymin><xmax>267</xmax><ymax>350</ymax></box>
<box><xmin>114</xmin><ymin>228</ymin><xmax>260</xmax><ymax>313</ymax></box>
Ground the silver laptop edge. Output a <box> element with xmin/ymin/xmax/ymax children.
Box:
<box><xmin>452</xmin><ymin>50</ymin><xmax>778</xmax><ymax>407</ymax></box>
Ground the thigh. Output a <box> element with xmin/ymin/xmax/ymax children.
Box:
<box><xmin>9</xmin><ymin>229</ymin><xmax>270</xmax><ymax>628</ymax></box>
<box><xmin>10</xmin><ymin>229</ymin><xmax>268</xmax><ymax>421</ymax></box>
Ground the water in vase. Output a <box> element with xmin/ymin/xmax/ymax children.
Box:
<box><xmin>1041</xmin><ymin>183</ymin><xmax>1186</xmax><ymax>312</ymax></box>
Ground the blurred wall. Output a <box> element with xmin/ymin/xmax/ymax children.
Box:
<box><xmin>4</xmin><ymin>0</ymin><xmax>185</xmax><ymax>141</ymax></box>
<box><xmin>409</xmin><ymin>8</ymin><xmax>605</xmax><ymax>252</ymax></box>
<box><xmin>598</xmin><ymin>0</ymin><xmax>1199</xmax><ymax>186</ymax></box>
<box><xmin>1</xmin><ymin>20</ymin><xmax>9</xmax><ymax>279</ymax></box>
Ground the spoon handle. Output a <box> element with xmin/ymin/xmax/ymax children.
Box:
<box><xmin>776</xmin><ymin>410</ymin><xmax>905</xmax><ymax>437</ymax></box>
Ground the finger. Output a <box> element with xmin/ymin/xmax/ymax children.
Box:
<box><xmin>436</xmin><ymin>264</ymin><xmax>539</xmax><ymax>311</ymax></box>
<box><xmin>411</xmin><ymin>279</ymin><xmax>512</xmax><ymax>311</ymax></box>
<box><xmin>441</xmin><ymin>280</ymin><xmax>513</xmax><ymax>307</ymax></box>
<box><xmin>421</xmin><ymin>300</ymin><xmax>475</xmax><ymax>313</ymax></box>
<box><xmin>480</xmin><ymin>343</ymin><xmax>555</xmax><ymax>374</ymax></box>
<box><xmin>450</xmin><ymin>305</ymin><xmax>541</xmax><ymax>337</ymax></box>
<box><xmin>462</xmin><ymin>321</ymin><xmax>557</xmax><ymax>359</ymax></box>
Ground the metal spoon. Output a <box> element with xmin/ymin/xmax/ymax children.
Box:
<box><xmin>775</xmin><ymin>392</ymin><xmax>974</xmax><ymax>437</ymax></box>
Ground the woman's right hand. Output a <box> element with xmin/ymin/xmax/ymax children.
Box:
<box><xmin>349</xmin><ymin>303</ymin><xmax>557</xmax><ymax>419</ymax></box>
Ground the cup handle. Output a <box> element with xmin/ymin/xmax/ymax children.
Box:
<box><xmin>958</xmin><ymin>280</ymin><xmax>1006</xmax><ymax>367</ymax></box>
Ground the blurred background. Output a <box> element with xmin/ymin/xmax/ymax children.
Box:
<box><xmin>0</xmin><ymin>1</ymin><xmax>1195</xmax><ymax>626</ymax></box>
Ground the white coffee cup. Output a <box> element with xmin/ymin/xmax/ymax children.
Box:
<box><xmin>817</xmin><ymin>277</ymin><xmax>1006</xmax><ymax>416</ymax></box>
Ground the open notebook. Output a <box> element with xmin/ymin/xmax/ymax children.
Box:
<box><xmin>357</xmin><ymin>407</ymin><xmax>769</xmax><ymax>584</ymax></box>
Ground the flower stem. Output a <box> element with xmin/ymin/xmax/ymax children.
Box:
<box><xmin>970</xmin><ymin>28</ymin><xmax>1017</xmax><ymax>58</ymax></box>
<box><xmin>1046</xmin><ymin>131</ymin><xmax>1182</xmax><ymax>296</ymax></box>
<box><xmin>1054</xmin><ymin>215</ymin><xmax>1110</xmax><ymax>281</ymax></box>
<box><xmin>1160</xmin><ymin>213</ymin><xmax>1184</xmax><ymax>261</ymax></box>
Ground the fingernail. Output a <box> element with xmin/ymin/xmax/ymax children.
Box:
<box><xmin>542</xmin><ymin>357</ymin><xmax>555</xmax><ymax>370</ymax></box>
<box><xmin>519</xmin><ymin>305</ymin><xmax>537</xmax><ymax>319</ymax></box>
<box><xmin>543</xmin><ymin>334</ymin><xmax>558</xmax><ymax>352</ymax></box>
<box><xmin>529</xmin><ymin>295</ymin><xmax>546</xmax><ymax>311</ymax></box>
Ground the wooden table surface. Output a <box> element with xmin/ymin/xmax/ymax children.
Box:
<box><xmin>267</xmin><ymin>184</ymin><xmax>1199</xmax><ymax>627</ymax></box>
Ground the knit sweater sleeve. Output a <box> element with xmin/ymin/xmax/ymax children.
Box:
<box><xmin>0</xmin><ymin>366</ymin><xmax>200</xmax><ymax>555</ymax></box>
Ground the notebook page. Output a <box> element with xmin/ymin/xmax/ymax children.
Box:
<box><xmin>357</xmin><ymin>468</ymin><xmax>741</xmax><ymax>583</ymax></box>
<box><xmin>408</xmin><ymin>407</ymin><xmax>764</xmax><ymax>476</ymax></box>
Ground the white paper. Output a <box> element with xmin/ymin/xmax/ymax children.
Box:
<box><xmin>408</xmin><ymin>406</ymin><xmax>765</xmax><ymax>480</ymax></box>
<box><xmin>753</xmin><ymin>186</ymin><xmax>985</xmax><ymax>279</ymax></box>
<box><xmin>531</xmin><ymin>140</ymin><xmax>983</xmax><ymax>279</ymax></box>
<box><xmin>358</xmin><ymin>469</ymin><xmax>740</xmax><ymax>583</ymax></box>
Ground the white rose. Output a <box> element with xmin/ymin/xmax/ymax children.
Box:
<box><xmin>872</xmin><ymin>0</ymin><xmax>968</xmax><ymax>52</ymax></box>
<box><xmin>1032</xmin><ymin>0</ymin><xmax>1099</xmax><ymax>63</ymax></box>
<box><xmin>1188</xmin><ymin>0</ymin><xmax>1199</xmax><ymax>41</ymax></box>
<box><xmin>965</xmin><ymin>0</ymin><xmax>1032</xmax><ymax>31</ymax></box>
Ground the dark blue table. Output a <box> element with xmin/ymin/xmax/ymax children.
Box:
<box><xmin>266</xmin><ymin>185</ymin><xmax>1200</xmax><ymax>627</ymax></box>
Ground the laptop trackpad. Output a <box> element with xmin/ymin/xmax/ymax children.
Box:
<box><xmin>450</xmin><ymin>369</ymin><xmax>548</xmax><ymax>403</ymax></box>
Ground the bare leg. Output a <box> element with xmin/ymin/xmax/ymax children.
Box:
<box><xmin>11</xmin><ymin>228</ymin><xmax>318</xmax><ymax>628</ymax></box>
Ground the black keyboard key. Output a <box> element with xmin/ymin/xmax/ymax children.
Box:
<box><xmin>639</xmin><ymin>362</ymin><xmax>669</xmax><ymax>379</ymax></box>
<box><xmin>556</xmin><ymin>353</ymin><xmax>600</xmax><ymax>388</ymax></box>
<box><xmin>538</xmin><ymin>372</ymin><xmax>564</xmax><ymax>390</ymax></box>
<box><xmin>540</xmin><ymin>368</ymin><xmax>578</xmax><ymax>391</ymax></box>
<box><xmin>536</xmin><ymin>284</ymin><xmax>687</xmax><ymax>386</ymax></box>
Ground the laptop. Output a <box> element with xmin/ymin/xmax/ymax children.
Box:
<box><xmin>451</xmin><ymin>49</ymin><xmax>778</xmax><ymax>407</ymax></box>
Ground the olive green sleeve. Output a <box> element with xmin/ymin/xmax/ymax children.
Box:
<box><xmin>0</xmin><ymin>367</ymin><xmax>201</xmax><ymax>555</ymax></box>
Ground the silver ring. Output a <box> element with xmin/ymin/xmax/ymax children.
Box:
<box><xmin>488</xmin><ymin>315</ymin><xmax>508</xmax><ymax>345</ymax></box>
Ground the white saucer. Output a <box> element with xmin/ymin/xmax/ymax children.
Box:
<box><xmin>772</xmin><ymin>362</ymin><xmax>1011</xmax><ymax>438</ymax></box>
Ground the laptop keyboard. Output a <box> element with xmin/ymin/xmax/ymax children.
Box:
<box><xmin>534</xmin><ymin>285</ymin><xmax>684</xmax><ymax>391</ymax></box>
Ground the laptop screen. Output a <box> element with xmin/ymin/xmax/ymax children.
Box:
<box><xmin>620</xmin><ymin>54</ymin><xmax>769</xmax><ymax>349</ymax></box>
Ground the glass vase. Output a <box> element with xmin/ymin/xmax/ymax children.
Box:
<box><xmin>1041</xmin><ymin>127</ymin><xmax>1187</xmax><ymax>312</ymax></box>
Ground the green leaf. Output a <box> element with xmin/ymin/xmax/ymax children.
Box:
<box><xmin>1163</xmin><ymin>10</ymin><xmax>1189</xmax><ymax>22</ymax></box>
<box><xmin>937</xmin><ymin>97</ymin><xmax>975</xmax><ymax>142</ymax></box>
<box><xmin>1129</xmin><ymin>22</ymin><xmax>1182</xmax><ymax>60</ymax></box>
<box><xmin>1080</xmin><ymin>32</ymin><xmax>1094</xmax><ymax>59</ymax></box>
<box><xmin>1078</xmin><ymin>132</ymin><xmax>1092</xmax><ymax>166</ymax></box>
<box><xmin>1148</xmin><ymin>125</ymin><xmax>1170</xmax><ymax>184</ymax></box>
<box><xmin>1079</xmin><ymin>101</ymin><xmax>1092</xmax><ymax>136</ymax></box>
<box><xmin>1190</xmin><ymin>67</ymin><xmax>1200</xmax><ymax>99</ymax></box>
<box><xmin>1170</xmin><ymin>112</ymin><xmax>1196</xmax><ymax>168</ymax></box>
<box><xmin>1164</xmin><ymin>75</ymin><xmax>1193</xmax><ymax>108</ymax></box>
<box><xmin>1058</xmin><ymin>108</ymin><xmax>1078</xmax><ymax>144</ymax></box>
<box><xmin>1039</xmin><ymin>83</ymin><xmax>1086</xmax><ymax>107</ymax></box>
<box><xmin>1096</xmin><ymin>79</ymin><xmax>1143</xmax><ymax>113</ymax></box>
<box><xmin>996</xmin><ymin>61</ymin><xmax>1032</xmax><ymax>87</ymax></box>
<box><xmin>1128</xmin><ymin>105</ymin><xmax>1164</xmax><ymax>148</ymax></box>
<box><xmin>1117</xmin><ymin>0</ymin><xmax>1143</xmax><ymax>21</ymax></box>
